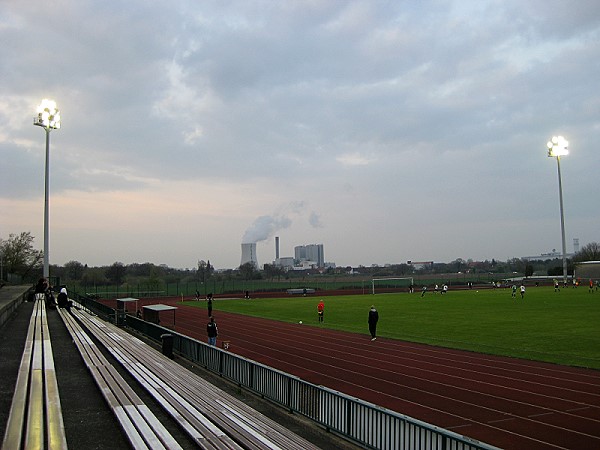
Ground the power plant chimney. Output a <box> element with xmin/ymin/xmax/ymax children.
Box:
<box><xmin>241</xmin><ymin>243</ymin><xmax>259</xmax><ymax>268</ymax></box>
<box><xmin>275</xmin><ymin>236</ymin><xmax>280</xmax><ymax>260</ymax></box>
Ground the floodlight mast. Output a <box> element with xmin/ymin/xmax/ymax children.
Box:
<box><xmin>34</xmin><ymin>99</ymin><xmax>61</xmax><ymax>279</ymax></box>
<box><xmin>546</xmin><ymin>136</ymin><xmax>568</xmax><ymax>286</ymax></box>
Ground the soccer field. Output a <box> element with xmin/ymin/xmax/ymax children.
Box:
<box><xmin>185</xmin><ymin>285</ymin><xmax>600</xmax><ymax>370</ymax></box>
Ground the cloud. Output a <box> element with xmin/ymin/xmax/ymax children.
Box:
<box><xmin>1</xmin><ymin>1</ymin><xmax>599</xmax><ymax>268</ymax></box>
<box><xmin>309</xmin><ymin>211</ymin><xmax>323</xmax><ymax>228</ymax></box>
<box><xmin>336</xmin><ymin>152</ymin><xmax>376</xmax><ymax>166</ymax></box>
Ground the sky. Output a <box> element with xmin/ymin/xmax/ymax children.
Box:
<box><xmin>1</xmin><ymin>1</ymin><xmax>599</xmax><ymax>270</ymax></box>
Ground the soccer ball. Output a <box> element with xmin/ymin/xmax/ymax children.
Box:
<box><xmin>299</xmin><ymin>320</ymin><xmax>303</xmax><ymax>324</ymax></box>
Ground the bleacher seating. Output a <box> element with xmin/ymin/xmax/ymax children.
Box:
<box><xmin>57</xmin><ymin>307</ymin><xmax>182</xmax><ymax>450</ymax></box>
<box><xmin>67</xmin><ymin>304</ymin><xmax>320</xmax><ymax>450</ymax></box>
<box><xmin>2</xmin><ymin>295</ymin><xmax>68</xmax><ymax>450</ymax></box>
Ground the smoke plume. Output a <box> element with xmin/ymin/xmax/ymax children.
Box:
<box><xmin>242</xmin><ymin>201</ymin><xmax>322</xmax><ymax>243</ymax></box>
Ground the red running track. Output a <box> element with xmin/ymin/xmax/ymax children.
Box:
<box><xmin>142</xmin><ymin>299</ymin><xmax>600</xmax><ymax>449</ymax></box>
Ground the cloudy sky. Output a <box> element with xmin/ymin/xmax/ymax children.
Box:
<box><xmin>1</xmin><ymin>1</ymin><xmax>599</xmax><ymax>270</ymax></box>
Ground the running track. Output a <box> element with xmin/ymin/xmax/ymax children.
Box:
<box><xmin>138</xmin><ymin>299</ymin><xmax>600</xmax><ymax>449</ymax></box>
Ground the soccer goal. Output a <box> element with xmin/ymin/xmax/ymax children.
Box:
<box><xmin>371</xmin><ymin>277</ymin><xmax>414</xmax><ymax>295</ymax></box>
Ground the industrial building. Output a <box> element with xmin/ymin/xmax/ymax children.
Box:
<box><xmin>267</xmin><ymin>238</ymin><xmax>327</xmax><ymax>269</ymax></box>
<box><xmin>240</xmin><ymin>243</ymin><xmax>259</xmax><ymax>268</ymax></box>
<box><xmin>294</xmin><ymin>244</ymin><xmax>325</xmax><ymax>267</ymax></box>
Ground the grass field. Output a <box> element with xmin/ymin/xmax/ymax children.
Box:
<box><xmin>184</xmin><ymin>285</ymin><xmax>600</xmax><ymax>370</ymax></box>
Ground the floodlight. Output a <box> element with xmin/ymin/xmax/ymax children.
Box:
<box><xmin>547</xmin><ymin>135</ymin><xmax>568</xmax><ymax>157</ymax></box>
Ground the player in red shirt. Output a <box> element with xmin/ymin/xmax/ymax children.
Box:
<box><xmin>317</xmin><ymin>300</ymin><xmax>325</xmax><ymax>323</ymax></box>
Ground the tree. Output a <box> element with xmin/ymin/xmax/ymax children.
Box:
<box><xmin>449</xmin><ymin>258</ymin><xmax>465</xmax><ymax>273</ymax></box>
<box><xmin>197</xmin><ymin>260</ymin><xmax>214</xmax><ymax>283</ymax></box>
<box><xmin>106</xmin><ymin>262</ymin><xmax>126</xmax><ymax>285</ymax></box>
<box><xmin>573</xmin><ymin>242</ymin><xmax>600</xmax><ymax>262</ymax></box>
<box><xmin>0</xmin><ymin>232</ymin><xmax>43</xmax><ymax>278</ymax></box>
<box><xmin>64</xmin><ymin>260</ymin><xmax>85</xmax><ymax>280</ymax></box>
<box><xmin>525</xmin><ymin>264</ymin><xmax>534</xmax><ymax>277</ymax></box>
<box><xmin>239</xmin><ymin>262</ymin><xmax>259</xmax><ymax>280</ymax></box>
<box><xmin>263</xmin><ymin>263</ymin><xmax>285</xmax><ymax>280</ymax></box>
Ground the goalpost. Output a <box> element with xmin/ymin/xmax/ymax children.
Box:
<box><xmin>371</xmin><ymin>277</ymin><xmax>414</xmax><ymax>295</ymax></box>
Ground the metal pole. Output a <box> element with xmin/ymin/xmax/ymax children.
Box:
<box><xmin>43</xmin><ymin>128</ymin><xmax>50</xmax><ymax>278</ymax></box>
<box><xmin>556</xmin><ymin>156</ymin><xmax>568</xmax><ymax>285</ymax></box>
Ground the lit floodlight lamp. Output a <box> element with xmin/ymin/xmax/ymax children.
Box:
<box><xmin>34</xmin><ymin>99</ymin><xmax>61</xmax><ymax>129</ymax></box>
<box><xmin>33</xmin><ymin>99</ymin><xmax>60</xmax><ymax>279</ymax></box>
<box><xmin>547</xmin><ymin>135</ymin><xmax>568</xmax><ymax>157</ymax></box>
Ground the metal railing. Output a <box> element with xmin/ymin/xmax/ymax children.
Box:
<box><xmin>79</xmin><ymin>296</ymin><xmax>499</xmax><ymax>450</ymax></box>
<box><xmin>0</xmin><ymin>286</ymin><xmax>33</xmax><ymax>329</ymax></box>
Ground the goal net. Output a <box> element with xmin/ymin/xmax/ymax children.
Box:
<box><xmin>371</xmin><ymin>277</ymin><xmax>414</xmax><ymax>295</ymax></box>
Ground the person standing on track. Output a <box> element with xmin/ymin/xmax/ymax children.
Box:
<box><xmin>207</xmin><ymin>316</ymin><xmax>218</xmax><ymax>346</ymax></box>
<box><xmin>368</xmin><ymin>305</ymin><xmax>379</xmax><ymax>341</ymax></box>
<box><xmin>207</xmin><ymin>293</ymin><xmax>213</xmax><ymax>317</ymax></box>
<box><xmin>317</xmin><ymin>299</ymin><xmax>325</xmax><ymax>323</ymax></box>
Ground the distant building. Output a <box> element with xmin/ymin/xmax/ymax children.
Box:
<box><xmin>294</xmin><ymin>244</ymin><xmax>325</xmax><ymax>267</ymax></box>
<box><xmin>277</xmin><ymin>257</ymin><xmax>295</xmax><ymax>269</ymax></box>
<box><xmin>522</xmin><ymin>249</ymin><xmax>574</xmax><ymax>261</ymax></box>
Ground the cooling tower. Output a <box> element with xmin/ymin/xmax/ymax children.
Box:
<box><xmin>241</xmin><ymin>243</ymin><xmax>259</xmax><ymax>268</ymax></box>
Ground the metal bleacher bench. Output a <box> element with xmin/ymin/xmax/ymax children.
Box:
<box><xmin>67</xmin><ymin>304</ymin><xmax>320</xmax><ymax>450</ymax></box>
<box><xmin>2</xmin><ymin>295</ymin><xmax>68</xmax><ymax>450</ymax></box>
<box><xmin>57</xmin><ymin>307</ymin><xmax>182</xmax><ymax>450</ymax></box>
<box><xmin>286</xmin><ymin>288</ymin><xmax>315</xmax><ymax>295</ymax></box>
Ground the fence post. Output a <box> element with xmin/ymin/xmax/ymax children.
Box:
<box><xmin>219</xmin><ymin>347</ymin><xmax>224</xmax><ymax>376</ymax></box>
<box><xmin>345</xmin><ymin>399</ymin><xmax>352</xmax><ymax>436</ymax></box>
<box><xmin>287</xmin><ymin>377</ymin><xmax>293</xmax><ymax>412</ymax></box>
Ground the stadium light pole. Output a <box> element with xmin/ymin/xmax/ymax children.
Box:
<box><xmin>34</xmin><ymin>99</ymin><xmax>61</xmax><ymax>279</ymax></box>
<box><xmin>546</xmin><ymin>135</ymin><xmax>568</xmax><ymax>286</ymax></box>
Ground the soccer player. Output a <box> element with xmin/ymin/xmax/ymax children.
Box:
<box><xmin>317</xmin><ymin>299</ymin><xmax>325</xmax><ymax>323</ymax></box>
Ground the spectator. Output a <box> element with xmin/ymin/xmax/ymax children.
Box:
<box><xmin>57</xmin><ymin>287</ymin><xmax>72</xmax><ymax>310</ymax></box>
<box><xmin>368</xmin><ymin>305</ymin><xmax>379</xmax><ymax>341</ymax></box>
<box><xmin>206</xmin><ymin>317</ymin><xmax>218</xmax><ymax>346</ymax></box>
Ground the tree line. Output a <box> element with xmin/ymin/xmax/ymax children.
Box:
<box><xmin>1</xmin><ymin>231</ymin><xmax>599</xmax><ymax>285</ymax></box>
